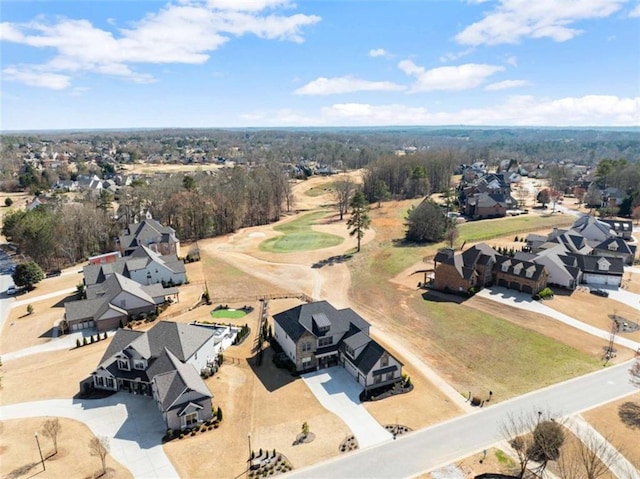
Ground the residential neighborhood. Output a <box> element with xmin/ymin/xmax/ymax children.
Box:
<box><xmin>1</xmin><ymin>129</ymin><xmax>639</xmax><ymax>479</ymax></box>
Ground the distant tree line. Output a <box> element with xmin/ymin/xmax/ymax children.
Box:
<box><xmin>362</xmin><ymin>151</ymin><xmax>456</xmax><ymax>201</ymax></box>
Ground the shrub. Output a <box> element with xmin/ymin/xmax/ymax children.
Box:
<box><xmin>179</xmin><ymin>434</ymin><xmax>184</xmax><ymax>439</ymax></box>
<box><xmin>26</xmin><ymin>304</ymin><xmax>34</xmax><ymax>315</ymax></box>
<box><xmin>103</xmin><ymin>332</ymin><xmax>108</xmax><ymax>340</ymax></box>
<box><xmin>90</xmin><ymin>335</ymin><xmax>95</xmax><ymax>344</ymax></box>
<box><xmin>471</xmin><ymin>396</ymin><xmax>481</xmax><ymax>406</ymax></box>
<box><xmin>537</xmin><ymin>287</ymin><xmax>554</xmax><ymax>299</ymax></box>
<box><xmin>83</xmin><ymin>337</ymin><xmax>88</xmax><ymax>346</ymax></box>
<box><xmin>217</xmin><ymin>407</ymin><xmax>223</xmax><ymax>422</ymax></box>
<box><xmin>5</xmin><ymin>197</ymin><xmax>13</xmax><ymax>207</ymax></box>
<box><xmin>76</xmin><ymin>338</ymin><xmax>81</xmax><ymax>348</ymax></box>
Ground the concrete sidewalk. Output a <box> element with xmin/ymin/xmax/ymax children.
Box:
<box><xmin>302</xmin><ymin>367</ymin><xmax>393</xmax><ymax>449</ymax></box>
<box><xmin>0</xmin><ymin>394</ymin><xmax>178</xmax><ymax>478</ymax></box>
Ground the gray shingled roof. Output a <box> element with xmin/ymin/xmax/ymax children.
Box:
<box><xmin>119</xmin><ymin>219</ymin><xmax>177</xmax><ymax>252</ymax></box>
<box><xmin>64</xmin><ymin>298</ymin><xmax>106</xmax><ymax>322</ymax></box>
<box><xmin>98</xmin><ymin>329</ymin><xmax>145</xmax><ymax>364</ymax></box>
<box><xmin>153</xmin><ymin>349</ymin><xmax>211</xmax><ymax>411</ymax></box>
<box><xmin>145</xmin><ymin>321</ymin><xmax>216</xmax><ymax>362</ymax></box>
<box><xmin>273</xmin><ymin>301</ymin><xmax>370</xmax><ymax>342</ymax></box>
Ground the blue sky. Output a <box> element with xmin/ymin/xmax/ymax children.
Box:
<box><xmin>1</xmin><ymin>0</ymin><xmax>639</xmax><ymax>130</ymax></box>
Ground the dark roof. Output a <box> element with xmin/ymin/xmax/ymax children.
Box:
<box><xmin>493</xmin><ymin>256</ymin><xmax>546</xmax><ymax>281</ymax></box>
<box><xmin>153</xmin><ymin>349</ymin><xmax>211</xmax><ymax>411</ymax></box>
<box><xmin>593</xmin><ymin>238</ymin><xmax>633</xmax><ymax>255</ymax></box>
<box><xmin>272</xmin><ymin>301</ymin><xmax>370</xmax><ymax>343</ymax></box>
<box><xmin>342</xmin><ymin>331</ymin><xmax>371</xmax><ymax>352</ymax></box>
<box><xmin>569</xmin><ymin>254</ymin><xmax>624</xmax><ymax>276</ymax></box>
<box><xmin>350</xmin><ymin>341</ymin><xmax>386</xmax><ymax>375</ymax></box>
<box><xmin>119</xmin><ymin>219</ymin><xmax>177</xmax><ymax>252</ymax></box>
<box><xmin>145</xmin><ymin>321</ymin><xmax>216</xmax><ymax>362</ymax></box>
<box><xmin>64</xmin><ymin>297</ymin><xmax>107</xmax><ymax>322</ymax></box>
<box><xmin>99</xmin><ymin>329</ymin><xmax>145</xmax><ymax>364</ymax></box>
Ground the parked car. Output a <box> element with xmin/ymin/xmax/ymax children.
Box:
<box><xmin>589</xmin><ymin>288</ymin><xmax>609</xmax><ymax>297</ymax></box>
<box><xmin>6</xmin><ymin>285</ymin><xmax>17</xmax><ymax>295</ymax></box>
<box><xmin>46</xmin><ymin>269</ymin><xmax>62</xmax><ymax>278</ymax></box>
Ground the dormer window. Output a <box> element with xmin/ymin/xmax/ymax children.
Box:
<box><xmin>607</xmin><ymin>242</ymin><xmax>618</xmax><ymax>251</ymax></box>
<box><xmin>597</xmin><ymin>258</ymin><xmax>610</xmax><ymax>271</ymax></box>
<box><xmin>513</xmin><ymin>264</ymin><xmax>523</xmax><ymax>275</ymax></box>
<box><xmin>502</xmin><ymin>262</ymin><xmax>509</xmax><ymax>272</ymax></box>
<box><xmin>118</xmin><ymin>358</ymin><xmax>130</xmax><ymax>370</ymax></box>
<box><xmin>133</xmin><ymin>359</ymin><xmax>146</xmax><ymax>370</ymax></box>
<box><xmin>525</xmin><ymin>267</ymin><xmax>535</xmax><ymax>278</ymax></box>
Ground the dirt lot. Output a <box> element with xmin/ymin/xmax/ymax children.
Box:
<box><xmin>582</xmin><ymin>391</ymin><xmax>640</xmax><ymax>471</ymax></box>
<box><xmin>0</xmin><ymin>418</ymin><xmax>132</xmax><ymax>479</ymax></box>
<box><xmin>549</xmin><ymin>290</ymin><xmax>640</xmax><ymax>344</ymax></box>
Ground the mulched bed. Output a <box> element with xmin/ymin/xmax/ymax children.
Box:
<box><xmin>359</xmin><ymin>380</ymin><xmax>414</xmax><ymax>402</ymax></box>
<box><xmin>339</xmin><ymin>435</ymin><xmax>359</xmax><ymax>453</ymax></box>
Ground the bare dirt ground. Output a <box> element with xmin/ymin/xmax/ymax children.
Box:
<box><xmin>0</xmin><ymin>345</ymin><xmax>108</xmax><ymax>406</ymax></box>
<box><xmin>548</xmin><ymin>290</ymin><xmax>640</xmax><ymax>343</ymax></box>
<box><xmin>0</xmin><ymin>418</ymin><xmax>132</xmax><ymax>479</ymax></box>
<box><xmin>582</xmin><ymin>391</ymin><xmax>640</xmax><ymax>471</ymax></box>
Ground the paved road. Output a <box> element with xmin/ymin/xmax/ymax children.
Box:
<box><xmin>0</xmin><ymin>394</ymin><xmax>179</xmax><ymax>478</ymax></box>
<box><xmin>288</xmin><ymin>360</ymin><xmax>639</xmax><ymax>478</ymax></box>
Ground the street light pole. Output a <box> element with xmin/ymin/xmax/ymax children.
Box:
<box><xmin>248</xmin><ymin>433</ymin><xmax>252</xmax><ymax>461</ymax></box>
<box><xmin>34</xmin><ymin>432</ymin><xmax>45</xmax><ymax>471</ymax></box>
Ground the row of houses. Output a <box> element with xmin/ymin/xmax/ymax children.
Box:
<box><xmin>63</xmin><ymin>219</ymin><xmax>185</xmax><ymax>332</ymax></box>
<box><xmin>89</xmin><ymin>300</ymin><xmax>404</xmax><ymax>431</ymax></box>
<box><xmin>432</xmin><ymin>215</ymin><xmax>635</xmax><ymax>294</ymax></box>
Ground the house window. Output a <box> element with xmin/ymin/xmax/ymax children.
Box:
<box><xmin>105</xmin><ymin>377</ymin><xmax>114</xmax><ymax>389</ymax></box>
<box><xmin>95</xmin><ymin>376</ymin><xmax>104</xmax><ymax>387</ymax></box>
<box><xmin>345</xmin><ymin>345</ymin><xmax>355</xmax><ymax>358</ymax></box>
<box><xmin>118</xmin><ymin>358</ymin><xmax>130</xmax><ymax>371</ymax></box>
<box><xmin>386</xmin><ymin>372</ymin><xmax>394</xmax><ymax>381</ymax></box>
<box><xmin>185</xmin><ymin>412</ymin><xmax>198</xmax><ymax>427</ymax></box>
<box><xmin>318</xmin><ymin>337</ymin><xmax>333</xmax><ymax>347</ymax></box>
<box><xmin>380</xmin><ymin>354</ymin><xmax>389</xmax><ymax>367</ymax></box>
<box><xmin>302</xmin><ymin>357</ymin><xmax>311</xmax><ymax>368</ymax></box>
<box><xmin>374</xmin><ymin>374</ymin><xmax>382</xmax><ymax>384</ymax></box>
<box><xmin>301</xmin><ymin>342</ymin><xmax>312</xmax><ymax>352</ymax></box>
<box><xmin>133</xmin><ymin>360</ymin><xmax>145</xmax><ymax>370</ymax></box>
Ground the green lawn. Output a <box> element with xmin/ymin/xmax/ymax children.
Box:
<box><xmin>409</xmin><ymin>297</ymin><xmax>600</xmax><ymax>397</ymax></box>
<box><xmin>211</xmin><ymin>308</ymin><xmax>247</xmax><ymax>319</ymax></box>
<box><xmin>458</xmin><ymin>214</ymin><xmax>573</xmax><ymax>242</ymax></box>
<box><xmin>259</xmin><ymin>210</ymin><xmax>344</xmax><ymax>253</ymax></box>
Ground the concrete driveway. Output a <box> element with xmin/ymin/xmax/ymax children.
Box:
<box><xmin>0</xmin><ymin>393</ymin><xmax>178</xmax><ymax>478</ymax></box>
<box><xmin>302</xmin><ymin>367</ymin><xmax>392</xmax><ymax>449</ymax></box>
<box><xmin>476</xmin><ymin>287</ymin><xmax>640</xmax><ymax>351</ymax></box>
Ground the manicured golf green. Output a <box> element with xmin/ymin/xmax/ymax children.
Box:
<box><xmin>260</xmin><ymin>211</ymin><xmax>344</xmax><ymax>253</ymax></box>
<box><xmin>211</xmin><ymin>308</ymin><xmax>248</xmax><ymax>319</ymax></box>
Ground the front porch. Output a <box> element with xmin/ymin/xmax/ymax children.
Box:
<box><xmin>117</xmin><ymin>378</ymin><xmax>152</xmax><ymax>396</ymax></box>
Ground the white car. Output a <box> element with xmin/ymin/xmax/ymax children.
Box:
<box><xmin>6</xmin><ymin>285</ymin><xmax>17</xmax><ymax>295</ymax></box>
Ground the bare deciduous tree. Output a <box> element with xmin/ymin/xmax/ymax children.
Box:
<box><xmin>500</xmin><ymin>409</ymin><xmax>564</xmax><ymax>478</ymax></box>
<box><xmin>332</xmin><ymin>176</ymin><xmax>356</xmax><ymax>221</ymax></box>
<box><xmin>42</xmin><ymin>418</ymin><xmax>61</xmax><ymax>454</ymax></box>
<box><xmin>558</xmin><ymin>428</ymin><xmax>623</xmax><ymax>479</ymax></box>
<box><xmin>89</xmin><ymin>436</ymin><xmax>109</xmax><ymax>475</ymax></box>
<box><xmin>630</xmin><ymin>359</ymin><xmax>640</xmax><ymax>388</ymax></box>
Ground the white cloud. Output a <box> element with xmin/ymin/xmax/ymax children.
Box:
<box><xmin>485</xmin><ymin>79</ymin><xmax>531</xmax><ymax>90</ymax></box>
<box><xmin>0</xmin><ymin>2</ymin><xmax>320</xmax><ymax>89</ymax></box>
<box><xmin>504</xmin><ymin>55</ymin><xmax>518</xmax><ymax>67</ymax></box>
<box><xmin>398</xmin><ymin>60</ymin><xmax>504</xmax><ymax>92</ymax></box>
<box><xmin>369</xmin><ymin>48</ymin><xmax>388</xmax><ymax>58</ymax></box>
<box><xmin>2</xmin><ymin>66</ymin><xmax>71</xmax><ymax>90</ymax></box>
<box><xmin>439</xmin><ymin>48</ymin><xmax>474</xmax><ymax>63</ymax></box>
<box><xmin>207</xmin><ymin>0</ymin><xmax>291</xmax><ymax>11</ymax></box>
<box><xmin>629</xmin><ymin>3</ymin><xmax>640</xmax><ymax>16</ymax></box>
<box><xmin>294</xmin><ymin>76</ymin><xmax>406</xmax><ymax>95</ymax></box>
<box><xmin>456</xmin><ymin>0</ymin><xmax>626</xmax><ymax>46</ymax></box>
<box><xmin>248</xmin><ymin>95</ymin><xmax>639</xmax><ymax>127</ymax></box>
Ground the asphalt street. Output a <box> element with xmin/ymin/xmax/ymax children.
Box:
<box><xmin>289</xmin><ymin>360</ymin><xmax>639</xmax><ymax>479</ymax></box>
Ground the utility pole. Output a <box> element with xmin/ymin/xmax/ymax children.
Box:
<box><xmin>35</xmin><ymin>432</ymin><xmax>45</xmax><ymax>471</ymax></box>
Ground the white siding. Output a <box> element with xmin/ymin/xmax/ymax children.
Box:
<box><xmin>186</xmin><ymin>338</ymin><xmax>220</xmax><ymax>372</ymax></box>
<box><xmin>583</xmin><ymin>273</ymin><xmax>621</xmax><ymax>287</ymax></box>
<box><xmin>129</xmin><ymin>261</ymin><xmax>186</xmax><ymax>285</ymax></box>
<box><xmin>365</xmin><ymin>355</ymin><xmax>403</xmax><ymax>387</ymax></box>
<box><xmin>274</xmin><ymin>321</ymin><xmax>297</xmax><ymax>363</ymax></box>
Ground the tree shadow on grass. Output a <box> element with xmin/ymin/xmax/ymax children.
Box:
<box><xmin>311</xmin><ymin>254</ymin><xmax>353</xmax><ymax>269</ymax></box>
<box><xmin>618</xmin><ymin>401</ymin><xmax>640</xmax><ymax>429</ymax></box>
<box><xmin>5</xmin><ymin>461</ymin><xmax>41</xmax><ymax>479</ymax></box>
<box><xmin>248</xmin><ymin>347</ymin><xmax>297</xmax><ymax>393</ymax></box>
